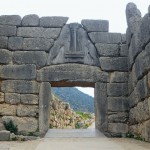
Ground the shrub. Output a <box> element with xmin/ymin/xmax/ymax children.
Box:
<box><xmin>4</xmin><ymin>120</ymin><xmax>18</xmax><ymax>135</ymax></box>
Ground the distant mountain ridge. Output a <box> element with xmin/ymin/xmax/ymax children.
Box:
<box><xmin>52</xmin><ymin>87</ymin><xmax>94</xmax><ymax>113</ymax></box>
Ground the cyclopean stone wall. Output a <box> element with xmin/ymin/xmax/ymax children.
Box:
<box><xmin>0</xmin><ymin>13</ymin><xmax>128</xmax><ymax>137</ymax></box>
<box><xmin>127</xmin><ymin>3</ymin><xmax>150</xmax><ymax>141</ymax></box>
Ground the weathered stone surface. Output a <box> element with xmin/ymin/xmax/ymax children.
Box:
<box><xmin>0</xmin><ymin>25</ymin><xmax>16</xmax><ymax>36</ymax></box>
<box><xmin>121</xmin><ymin>34</ymin><xmax>126</xmax><ymax>44</ymax></box>
<box><xmin>108</xmin><ymin>97</ymin><xmax>129</xmax><ymax>112</ymax></box>
<box><xmin>100</xmin><ymin>57</ymin><xmax>128</xmax><ymax>71</ymax></box>
<box><xmin>8</xmin><ymin>37</ymin><xmax>23</xmax><ymax>50</ymax></box>
<box><xmin>0</xmin><ymin>36</ymin><xmax>8</xmax><ymax>49</ymax></box>
<box><xmin>95</xmin><ymin>43</ymin><xmax>119</xmax><ymax>56</ymax></box>
<box><xmin>0</xmin><ymin>49</ymin><xmax>12</xmax><ymax>64</ymax></box>
<box><xmin>95</xmin><ymin>83</ymin><xmax>107</xmax><ymax>131</ymax></box>
<box><xmin>135</xmin><ymin>76</ymin><xmax>149</xmax><ymax>101</ymax></box>
<box><xmin>128</xmin><ymin>33</ymin><xmax>141</xmax><ymax>68</ymax></box>
<box><xmin>39</xmin><ymin>82</ymin><xmax>51</xmax><ymax>134</ymax></box>
<box><xmin>22</xmin><ymin>14</ymin><xmax>39</xmax><ymax>26</ymax></box>
<box><xmin>128</xmin><ymin>88</ymin><xmax>139</xmax><ymax>108</ymax></box>
<box><xmin>0</xmin><ymin>104</ymin><xmax>16</xmax><ymax>116</ymax></box>
<box><xmin>17</xmin><ymin>105</ymin><xmax>38</xmax><ymax>117</ymax></box>
<box><xmin>0</xmin><ymin>130</ymin><xmax>10</xmax><ymax>141</ymax></box>
<box><xmin>126</xmin><ymin>27</ymin><xmax>132</xmax><ymax>48</ymax></box>
<box><xmin>89</xmin><ymin>32</ymin><xmax>121</xmax><ymax>44</ymax></box>
<box><xmin>108</xmin><ymin>112</ymin><xmax>128</xmax><ymax>123</ymax></box>
<box><xmin>20</xmin><ymin>94</ymin><xmax>38</xmax><ymax>104</ymax></box>
<box><xmin>17</xmin><ymin>27</ymin><xmax>61</xmax><ymax>39</ymax></box>
<box><xmin>40</xmin><ymin>16</ymin><xmax>68</xmax><ymax>27</ymax></box>
<box><xmin>5</xmin><ymin>93</ymin><xmax>20</xmax><ymax>104</ymax></box>
<box><xmin>23</xmin><ymin>38</ymin><xmax>54</xmax><ymax>51</ymax></box>
<box><xmin>107</xmin><ymin>83</ymin><xmax>128</xmax><ymax>97</ymax></box>
<box><xmin>148</xmin><ymin>72</ymin><xmax>150</xmax><ymax>89</ymax></box>
<box><xmin>126</xmin><ymin>3</ymin><xmax>141</xmax><ymax>27</ymax></box>
<box><xmin>140</xmin><ymin>14</ymin><xmax>150</xmax><ymax>48</ymax></box>
<box><xmin>134</xmin><ymin>43</ymin><xmax>150</xmax><ymax>80</ymax></box>
<box><xmin>0</xmin><ymin>15</ymin><xmax>21</xmax><ymax>26</ymax></box>
<box><xmin>0</xmin><ymin>118</ymin><xmax>5</xmax><ymax>130</ymax></box>
<box><xmin>2</xmin><ymin>116</ymin><xmax>38</xmax><ymax>133</ymax></box>
<box><xmin>47</xmin><ymin>24</ymin><xmax>100</xmax><ymax>66</ymax></box>
<box><xmin>0</xmin><ymin>92</ymin><xmax>4</xmax><ymax>103</ymax></box>
<box><xmin>108</xmin><ymin>123</ymin><xmax>128</xmax><ymax>134</ymax></box>
<box><xmin>0</xmin><ymin>64</ymin><xmax>36</xmax><ymax>80</ymax></box>
<box><xmin>1</xmin><ymin>80</ymin><xmax>39</xmax><ymax>94</ymax></box>
<box><xmin>129</xmin><ymin>120</ymin><xmax>150</xmax><ymax>142</ymax></box>
<box><xmin>110</xmin><ymin>72</ymin><xmax>128</xmax><ymax>83</ymax></box>
<box><xmin>13</xmin><ymin>51</ymin><xmax>47</xmax><ymax>69</ymax></box>
<box><xmin>81</xmin><ymin>19</ymin><xmax>109</xmax><ymax>32</ymax></box>
<box><xmin>129</xmin><ymin>98</ymin><xmax>150</xmax><ymax>125</ymax></box>
<box><xmin>120</xmin><ymin>44</ymin><xmax>128</xmax><ymax>56</ymax></box>
<box><xmin>37</xmin><ymin>64</ymin><xmax>108</xmax><ymax>83</ymax></box>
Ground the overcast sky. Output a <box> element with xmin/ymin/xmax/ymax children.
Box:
<box><xmin>0</xmin><ymin>0</ymin><xmax>149</xmax><ymax>97</ymax></box>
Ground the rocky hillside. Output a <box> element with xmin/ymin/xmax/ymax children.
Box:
<box><xmin>52</xmin><ymin>87</ymin><xmax>94</xmax><ymax>113</ymax></box>
<box><xmin>49</xmin><ymin>94</ymin><xmax>94</xmax><ymax>129</ymax></box>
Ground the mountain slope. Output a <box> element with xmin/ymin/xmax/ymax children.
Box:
<box><xmin>52</xmin><ymin>87</ymin><xmax>94</xmax><ymax>113</ymax></box>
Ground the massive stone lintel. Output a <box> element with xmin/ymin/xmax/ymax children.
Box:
<box><xmin>47</xmin><ymin>23</ymin><xmax>100</xmax><ymax>66</ymax></box>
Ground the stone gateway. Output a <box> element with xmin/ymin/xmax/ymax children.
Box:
<box><xmin>0</xmin><ymin>2</ymin><xmax>150</xmax><ymax>142</ymax></box>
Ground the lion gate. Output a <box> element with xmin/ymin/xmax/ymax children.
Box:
<box><xmin>0</xmin><ymin>3</ymin><xmax>150</xmax><ymax>142</ymax></box>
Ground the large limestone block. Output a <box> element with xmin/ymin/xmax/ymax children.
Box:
<box><xmin>0</xmin><ymin>49</ymin><xmax>12</xmax><ymax>64</ymax></box>
<box><xmin>0</xmin><ymin>37</ymin><xmax>8</xmax><ymax>49</ymax></box>
<box><xmin>95</xmin><ymin>83</ymin><xmax>107</xmax><ymax>131</ymax></box>
<box><xmin>126</xmin><ymin>3</ymin><xmax>141</xmax><ymax>34</ymax></box>
<box><xmin>110</xmin><ymin>72</ymin><xmax>128</xmax><ymax>83</ymax></box>
<box><xmin>0</xmin><ymin>104</ymin><xmax>16</xmax><ymax>116</ymax></box>
<box><xmin>13</xmin><ymin>51</ymin><xmax>47</xmax><ymax>69</ymax></box>
<box><xmin>89</xmin><ymin>32</ymin><xmax>121</xmax><ymax>44</ymax></box>
<box><xmin>0</xmin><ymin>130</ymin><xmax>10</xmax><ymax>141</ymax></box>
<box><xmin>37</xmin><ymin>64</ymin><xmax>109</xmax><ymax>83</ymax></box>
<box><xmin>129</xmin><ymin>120</ymin><xmax>150</xmax><ymax>142</ymax></box>
<box><xmin>140</xmin><ymin>14</ymin><xmax>150</xmax><ymax>48</ymax></box>
<box><xmin>129</xmin><ymin>98</ymin><xmax>150</xmax><ymax>125</ymax></box>
<box><xmin>0</xmin><ymin>25</ymin><xmax>16</xmax><ymax>36</ymax></box>
<box><xmin>1</xmin><ymin>80</ymin><xmax>39</xmax><ymax>94</ymax></box>
<box><xmin>95</xmin><ymin>43</ymin><xmax>119</xmax><ymax>56</ymax></box>
<box><xmin>81</xmin><ymin>19</ymin><xmax>109</xmax><ymax>32</ymax></box>
<box><xmin>120</xmin><ymin>44</ymin><xmax>128</xmax><ymax>57</ymax></box>
<box><xmin>0</xmin><ymin>92</ymin><xmax>4</xmax><ymax>103</ymax></box>
<box><xmin>20</xmin><ymin>94</ymin><xmax>38</xmax><ymax>104</ymax></box>
<box><xmin>40</xmin><ymin>16</ymin><xmax>68</xmax><ymax>27</ymax></box>
<box><xmin>17</xmin><ymin>27</ymin><xmax>61</xmax><ymax>39</ymax></box>
<box><xmin>2</xmin><ymin>116</ymin><xmax>38</xmax><ymax>133</ymax></box>
<box><xmin>5</xmin><ymin>93</ymin><xmax>20</xmax><ymax>104</ymax></box>
<box><xmin>100</xmin><ymin>57</ymin><xmax>128</xmax><ymax>71</ymax></box>
<box><xmin>134</xmin><ymin>43</ymin><xmax>150</xmax><ymax>80</ymax></box>
<box><xmin>107</xmin><ymin>83</ymin><xmax>128</xmax><ymax>97</ymax></box>
<box><xmin>22</xmin><ymin>14</ymin><xmax>39</xmax><ymax>26</ymax></box>
<box><xmin>108</xmin><ymin>97</ymin><xmax>129</xmax><ymax>112</ymax></box>
<box><xmin>128</xmin><ymin>33</ymin><xmax>141</xmax><ymax>69</ymax></box>
<box><xmin>0</xmin><ymin>64</ymin><xmax>36</xmax><ymax>80</ymax></box>
<box><xmin>17</xmin><ymin>105</ymin><xmax>38</xmax><ymax>117</ymax></box>
<box><xmin>108</xmin><ymin>112</ymin><xmax>128</xmax><ymax>123</ymax></box>
<box><xmin>0</xmin><ymin>15</ymin><xmax>21</xmax><ymax>26</ymax></box>
<box><xmin>135</xmin><ymin>76</ymin><xmax>149</xmax><ymax>101</ymax></box>
<box><xmin>39</xmin><ymin>82</ymin><xmax>51</xmax><ymax>134</ymax></box>
<box><xmin>0</xmin><ymin>118</ymin><xmax>5</xmax><ymax>130</ymax></box>
<box><xmin>8</xmin><ymin>37</ymin><xmax>23</xmax><ymax>50</ymax></box>
<box><xmin>23</xmin><ymin>38</ymin><xmax>54</xmax><ymax>51</ymax></box>
<box><xmin>108</xmin><ymin>123</ymin><xmax>128</xmax><ymax>134</ymax></box>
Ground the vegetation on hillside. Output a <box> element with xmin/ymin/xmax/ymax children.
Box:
<box><xmin>52</xmin><ymin>87</ymin><xmax>94</xmax><ymax>113</ymax></box>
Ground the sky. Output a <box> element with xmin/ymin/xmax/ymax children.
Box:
<box><xmin>0</xmin><ymin>0</ymin><xmax>149</xmax><ymax>97</ymax></box>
